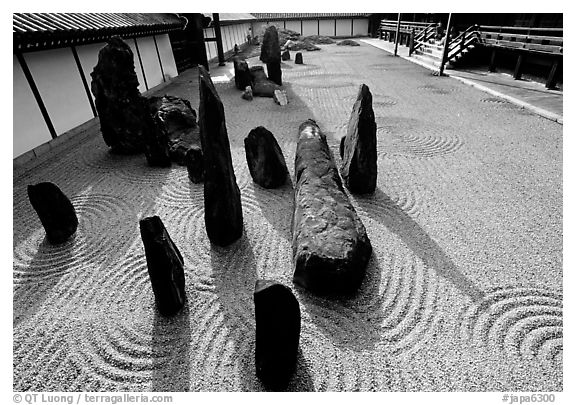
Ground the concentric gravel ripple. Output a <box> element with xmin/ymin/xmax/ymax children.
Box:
<box><xmin>13</xmin><ymin>194</ymin><xmax>137</xmax><ymax>284</ymax></box>
<box><xmin>458</xmin><ymin>286</ymin><xmax>563</xmax><ymax>363</ymax></box>
<box><xmin>417</xmin><ymin>84</ymin><xmax>458</xmax><ymax>95</ymax></box>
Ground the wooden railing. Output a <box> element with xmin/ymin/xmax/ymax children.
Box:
<box><xmin>379</xmin><ymin>20</ymin><xmax>439</xmax><ymax>43</ymax></box>
<box><xmin>477</xmin><ymin>25</ymin><xmax>563</xmax><ymax>55</ymax></box>
<box><xmin>409</xmin><ymin>22</ymin><xmax>440</xmax><ymax>56</ymax></box>
<box><xmin>446</xmin><ymin>24</ymin><xmax>481</xmax><ymax>61</ymax></box>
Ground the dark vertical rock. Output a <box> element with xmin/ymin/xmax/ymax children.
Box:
<box><xmin>339</xmin><ymin>135</ymin><xmax>346</xmax><ymax>159</ymax></box>
<box><xmin>254</xmin><ymin>280</ymin><xmax>300</xmax><ymax>390</ymax></box>
<box><xmin>90</xmin><ymin>36</ymin><xmax>149</xmax><ymax>154</ymax></box>
<box><xmin>27</xmin><ymin>182</ymin><xmax>78</xmax><ymax>244</ymax></box>
<box><xmin>340</xmin><ymin>84</ymin><xmax>378</xmax><ymax>194</ymax></box>
<box><xmin>142</xmin><ymin>111</ymin><xmax>172</xmax><ymax>167</ymax></box>
<box><xmin>266</xmin><ymin>62</ymin><xmax>282</xmax><ymax>86</ymax></box>
<box><xmin>244</xmin><ymin>127</ymin><xmax>289</xmax><ymax>188</ymax></box>
<box><xmin>233</xmin><ymin>58</ymin><xmax>252</xmax><ymax>90</ymax></box>
<box><xmin>294</xmin><ymin>52</ymin><xmax>303</xmax><ymax>64</ymax></box>
<box><xmin>292</xmin><ymin>120</ymin><xmax>372</xmax><ymax>295</ymax></box>
<box><xmin>139</xmin><ymin>216</ymin><xmax>186</xmax><ymax>316</ymax></box>
<box><xmin>281</xmin><ymin>50</ymin><xmax>291</xmax><ymax>61</ymax></box>
<box><xmin>250</xmin><ymin>66</ymin><xmax>281</xmax><ymax>98</ymax></box>
<box><xmin>260</xmin><ymin>25</ymin><xmax>281</xmax><ymax>64</ymax></box>
<box><xmin>185</xmin><ymin>145</ymin><xmax>204</xmax><ymax>183</ymax></box>
<box><xmin>198</xmin><ymin>66</ymin><xmax>243</xmax><ymax>246</ymax></box>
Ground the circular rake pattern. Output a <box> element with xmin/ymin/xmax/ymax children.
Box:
<box><xmin>290</xmin><ymin>74</ymin><xmax>359</xmax><ymax>89</ymax></box>
<box><xmin>13</xmin><ymin>194</ymin><xmax>137</xmax><ymax>285</ymax></box>
<box><xmin>417</xmin><ymin>84</ymin><xmax>457</xmax><ymax>95</ymax></box>
<box><xmin>480</xmin><ymin>97</ymin><xmax>533</xmax><ymax>115</ymax></box>
<box><xmin>459</xmin><ymin>286</ymin><xmax>563</xmax><ymax>363</ymax></box>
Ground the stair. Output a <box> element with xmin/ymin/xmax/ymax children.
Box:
<box><xmin>412</xmin><ymin>42</ymin><xmax>443</xmax><ymax>68</ymax></box>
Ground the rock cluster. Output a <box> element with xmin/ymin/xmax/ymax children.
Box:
<box><xmin>250</xmin><ymin>66</ymin><xmax>281</xmax><ymax>98</ymax></box>
<box><xmin>27</xmin><ymin>182</ymin><xmax>78</xmax><ymax>244</ymax></box>
<box><xmin>292</xmin><ymin>120</ymin><xmax>372</xmax><ymax>295</ymax></box>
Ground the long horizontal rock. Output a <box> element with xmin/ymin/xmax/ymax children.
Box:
<box><xmin>292</xmin><ymin>120</ymin><xmax>372</xmax><ymax>295</ymax></box>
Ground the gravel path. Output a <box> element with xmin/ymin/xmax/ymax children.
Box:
<box><xmin>13</xmin><ymin>42</ymin><xmax>562</xmax><ymax>391</ymax></box>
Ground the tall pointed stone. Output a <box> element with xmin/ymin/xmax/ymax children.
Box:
<box><xmin>340</xmin><ymin>84</ymin><xmax>377</xmax><ymax>194</ymax></box>
<box><xmin>139</xmin><ymin>216</ymin><xmax>186</xmax><ymax>316</ymax></box>
<box><xmin>27</xmin><ymin>182</ymin><xmax>78</xmax><ymax>244</ymax></box>
<box><xmin>254</xmin><ymin>280</ymin><xmax>300</xmax><ymax>390</ymax></box>
<box><xmin>260</xmin><ymin>25</ymin><xmax>282</xmax><ymax>86</ymax></box>
<box><xmin>198</xmin><ymin>66</ymin><xmax>243</xmax><ymax>246</ymax></box>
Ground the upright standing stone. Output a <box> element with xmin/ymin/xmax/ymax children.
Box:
<box><xmin>340</xmin><ymin>84</ymin><xmax>377</xmax><ymax>194</ymax></box>
<box><xmin>142</xmin><ymin>112</ymin><xmax>172</xmax><ymax>167</ymax></box>
<box><xmin>244</xmin><ymin>127</ymin><xmax>289</xmax><ymax>188</ymax></box>
<box><xmin>91</xmin><ymin>37</ymin><xmax>148</xmax><ymax>154</ymax></box>
<box><xmin>27</xmin><ymin>182</ymin><xmax>78</xmax><ymax>244</ymax></box>
<box><xmin>233</xmin><ymin>58</ymin><xmax>253</xmax><ymax>90</ymax></box>
<box><xmin>294</xmin><ymin>52</ymin><xmax>303</xmax><ymax>64</ymax></box>
<box><xmin>139</xmin><ymin>216</ymin><xmax>186</xmax><ymax>316</ymax></box>
<box><xmin>198</xmin><ymin>66</ymin><xmax>243</xmax><ymax>246</ymax></box>
<box><xmin>254</xmin><ymin>280</ymin><xmax>300</xmax><ymax>390</ymax></box>
<box><xmin>185</xmin><ymin>145</ymin><xmax>204</xmax><ymax>183</ymax></box>
<box><xmin>292</xmin><ymin>120</ymin><xmax>372</xmax><ymax>295</ymax></box>
<box><xmin>260</xmin><ymin>26</ymin><xmax>282</xmax><ymax>86</ymax></box>
<box><xmin>281</xmin><ymin>50</ymin><xmax>291</xmax><ymax>61</ymax></box>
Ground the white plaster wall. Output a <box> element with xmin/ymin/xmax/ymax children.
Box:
<box><xmin>155</xmin><ymin>34</ymin><xmax>178</xmax><ymax>81</ymax></box>
<box><xmin>23</xmin><ymin>48</ymin><xmax>94</xmax><ymax>138</ymax></box>
<box><xmin>336</xmin><ymin>19</ymin><xmax>353</xmax><ymax>37</ymax></box>
<box><xmin>76</xmin><ymin>42</ymin><xmax>105</xmax><ymax>104</ymax></box>
<box><xmin>352</xmin><ymin>18</ymin><xmax>369</xmax><ymax>36</ymax></box>
<box><xmin>126</xmin><ymin>39</ymin><xmax>147</xmax><ymax>93</ymax></box>
<box><xmin>302</xmin><ymin>20</ymin><xmax>318</xmax><ymax>37</ymax></box>
<box><xmin>285</xmin><ymin>20</ymin><xmax>301</xmax><ymax>34</ymax></box>
<box><xmin>136</xmin><ymin>36</ymin><xmax>164</xmax><ymax>89</ymax></box>
<box><xmin>319</xmin><ymin>20</ymin><xmax>335</xmax><ymax>36</ymax></box>
<box><xmin>13</xmin><ymin>55</ymin><xmax>53</xmax><ymax>157</ymax></box>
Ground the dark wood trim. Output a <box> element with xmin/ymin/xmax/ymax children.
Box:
<box><xmin>334</xmin><ymin>19</ymin><xmax>337</xmax><ymax>36</ymax></box>
<box><xmin>16</xmin><ymin>52</ymin><xmax>57</xmax><ymax>139</ymax></box>
<box><xmin>132</xmin><ymin>38</ymin><xmax>148</xmax><ymax>90</ymax></box>
<box><xmin>71</xmin><ymin>45</ymin><xmax>97</xmax><ymax>117</ymax></box>
<box><xmin>301</xmin><ymin>20</ymin><xmax>303</xmax><ymax>35</ymax></box>
<box><xmin>513</xmin><ymin>53</ymin><xmax>524</xmax><ymax>80</ymax></box>
<box><xmin>351</xmin><ymin>18</ymin><xmax>354</xmax><ymax>36</ymax></box>
<box><xmin>489</xmin><ymin>48</ymin><xmax>497</xmax><ymax>72</ymax></box>
<box><xmin>152</xmin><ymin>35</ymin><xmax>166</xmax><ymax>83</ymax></box>
<box><xmin>318</xmin><ymin>19</ymin><xmax>320</xmax><ymax>36</ymax></box>
<box><xmin>213</xmin><ymin>13</ymin><xmax>225</xmax><ymax>66</ymax></box>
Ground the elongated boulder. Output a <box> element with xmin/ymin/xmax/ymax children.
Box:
<box><xmin>339</xmin><ymin>135</ymin><xmax>346</xmax><ymax>159</ymax></box>
<box><xmin>250</xmin><ymin>66</ymin><xmax>281</xmax><ymax>98</ymax></box>
<box><xmin>294</xmin><ymin>52</ymin><xmax>303</xmax><ymax>64</ymax></box>
<box><xmin>140</xmin><ymin>216</ymin><xmax>186</xmax><ymax>316</ymax></box>
<box><xmin>91</xmin><ymin>36</ymin><xmax>148</xmax><ymax>154</ymax></box>
<box><xmin>233</xmin><ymin>58</ymin><xmax>252</xmax><ymax>90</ymax></box>
<box><xmin>340</xmin><ymin>84</ymin><xmax>377</xmax><ymax>194</ymax></box>
<box><xmin>267</xmin><ymin>62</ymin><xmax>282</xmax><ymax>86</ymax></box>
<box><xmin>254</xmin><ymin>280</ymin><xmax>300</xmax><ymax>390</ymax></box>
<box><xmin>260</xmin><ymin>25</ymin><xmax>281</xmax><ymax>63</ymax></box>
<box><xmin>244</xmin><ymin>127</ymin><xmax>289</xmax><ymax>188</ymax></box>
<box><xmin>185</xmin><ymin>145</ymin><xmax>204</xmax><ymax>183</ymax></box>
<box><xmin>293</xmin><ymin>120</ymin><xmax>372</xmax><ymax>295</ymax></box>
<box><xmin>27</xmin><ymin>182</ymin><xmax>78</xmax><ymax>244</ymax></box>
<box><xmin>198</xmin><ymin>66</ymin><xmax>243</xmax><ymax>246</ymax></box>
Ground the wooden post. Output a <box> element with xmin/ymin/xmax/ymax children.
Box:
<box><xmin>213</xmin><ymin>13</ymin><xmax>225</xmax><ymax>66</ymax></box>
<box><xmin>546</xmin><ymin>57</ymin><xmax>560</xmax><ymax>89</ymax></box>
<box><xmin>439</xmin><ymin>13</ymin><xmax>453</xmax><ymax>76</ymax></box>
<box><xmin>513</xmin><ymin>53</ymin><xmax>524</xmax><ymax>80</ymax></box>
<box><xmin>394</xmin><ymin>14</ymin><xmax>401</xmax><ymax>56</ymax></box>
<box><xmin>409</xmin><ymin>28</ymin><xmax>415</xmax><ymax>56</ymax></box>
<box><xmin>489</xmin><ymin>48</ymin><xmax>497</xmax><ymax>72</ymax></box>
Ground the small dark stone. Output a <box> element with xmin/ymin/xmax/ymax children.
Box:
<box><xmin>266</xmin><ymin>62</ymin><xmax>282</xmax><ymax>86</ymax></box>
<box><xmin>294</xmin><ymin>52</ymin><xmax>303</xmax><ymax>64</ymax></box>
<box><xmin>27</xmin><ymin>182</ymin><xmax>78</xmax><ymax>244</ymax></box>
<box><xmin>241</xmin><ymin>86</ymin><xmax>254</xmax><ymax>101</ymax></box>
<box><xmin>339</xmin><ymin>135</ymin><xmax>346</xmax><ymax>159</ymax></box>
<box><xmin>292</xmin><ymin>120</ymin><xmax>372</xmax><ymax>295</ymax></box>
<box><xmin>244</xmin><ymin>127</ymin><xmax>289</xmax><ymax>189</ymax></box>
<box><xmin>260</xmin><ymin>25</ymin><xmax>281</xmax><ymax>63</ymax></box>
<box><xmin>281</xmin><ymin>50</ymin><xmax>290</xmax><ymax>61</ymax></box>
<box><xmin>233</xmin><ymin>58</ymin><xmax>253</xmax><ymax>90</ymax></box>
<box><xmin>185</xmin><ymin>145</ymin><xmax>204</xmax><ymax>183</ymax></box>
<box><xmin>340</xmin><ymin>84</ymin><xmax>377</xmax><ymax>194</ymax></box>
<box><xmin>139</xmin><ymin>216</ymin><xmax>186</xmax><ymax>316</ymax></box>
<box><xmin>254</xmin><ymin>280</ymin><xmax>300</xmax><ymax>390</ymax></box>
<box><xmin>90</xmin><ymin>36</ymin><xmax>148</xmax><ymax>154</ymax></box>
<box><xmin>250</xmin><ymin>66</ymin><xmax>281</xmax><ymax>98</ymax></box>
<box><xmin>198</xmin><ymin>66</ymin><xmax>243</xmax><ymax>246</ymax></box>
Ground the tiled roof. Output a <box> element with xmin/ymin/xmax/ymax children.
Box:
<box><xmin>203</xmin><ymin>13</ymin><xmax>257</xmax><ymax>24</ymax></box>
<box><xmin>14</xmin><ymin>13</ymin><xmax>184</xmax><ymax>52</ymax></box>
<box><xmin>251</xmin><ymin>13</ymin><xmax>372</xmax><ymax>20</ymax></box>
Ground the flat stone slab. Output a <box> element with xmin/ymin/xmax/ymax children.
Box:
<box><xmin>292</xmin><ymin>120</ymin><xmax>372</xmax><ymax>295</ymax></box>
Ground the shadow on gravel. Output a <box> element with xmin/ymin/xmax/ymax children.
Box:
<box><xmin>355</xmin><ymin>187</ymin><xmax>485</xmax><ymax>303</ymax></box>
